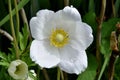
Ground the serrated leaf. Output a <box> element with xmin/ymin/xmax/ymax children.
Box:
<box><xmin>0</xmin><ymin>61</ymin><xmax>9</xmax><ymax>67</ymax></box>
<box><xmin>77</xmin><ymin>54</ymin><xmax>97</xmax><ymax>80</ymax></box>
<box><xmin>0</xmin><ymin>52</ymin><xmax>7</xmax><ymax>60</ymax></box>
<box><xmin>19</xmin><ymin>32</ymin><xmax>25</xmax><ymax>50</ymax></box>
<box><xmin>19</xmin><ymin>24</ymin><xmax>29</xmax><ymax>51</ymax></box>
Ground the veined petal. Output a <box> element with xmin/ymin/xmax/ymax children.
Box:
<box><xmin>30</xmin><ymin>40</ymin><xmax>60</xmax><ymax>68</ymax></box>
<box><xmin>74</xmin><ymin>22</ymin><xmax>93</xmax><ymax>49</ymax></box>
<box><xmin>30</xmin><ymin>10</ymin><xmax>54</xmax><ymax>40</ymax></box>
<box><xmin>58</xmin><ymin>45</ymin><xmax>87</xmax><ymax>74</ymax></box>
<box><xmin>55</xmin><ymin>6</ymin><xmax>81</xmax><ymax>22</ymax></box>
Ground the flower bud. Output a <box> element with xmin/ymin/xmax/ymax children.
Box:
<box><xmin>8</xmin><ymin>60</ymin><xmax>28</xmax><ymax>80</ymax></box>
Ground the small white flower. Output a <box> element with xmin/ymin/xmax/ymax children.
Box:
<box><xmin>30</xmin><ymin>70</ymin><xmax>36</xmax><ymax>77</ymax></box>
<box><xmin>26</xmin><ymin>70</ymin><xmax>37</xmax><ymax>80</ymax></box>
<box><xmin>30</xmin><ymin>6</ymin><xmax>93</xmax><ymax>74</ymax></box>
<box><xmin>8</xmin><ymin>60</ymin><xmax>28</xmax><ymax>80</ymax></box>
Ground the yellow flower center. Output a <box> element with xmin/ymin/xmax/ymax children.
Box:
<box><xmin>50</xmin><ymin>28</ymin><xmax>69</xmax><ymax>48</ymax></box>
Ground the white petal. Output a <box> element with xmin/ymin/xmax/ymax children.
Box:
<box><xmin>30</xmin><ymin>40</ymin><xmax>60</xmax><ymax>68</ymax></box>
<box><xmin>30</xmin><ymin>10</ymin><xmax>54</xmax><ymax>40</ymax></box>
<box><xmin>74</xmin><ymin>22</ymin><xmax>93</xmax><ymax>49</ymax></box>
<box><xmin>58</xmin><ymin>45</ymin><xmax>87</xmax><ymax>74</ymax></box>
<box><xmin>69</xmin><ymin>39</ymin><xmax>84</xmax><ymax>50</ymax></box>
<box><xmin>55</xmin><ymin>6</ymin><xmax>81</xmax><ymax>22</ymax></box>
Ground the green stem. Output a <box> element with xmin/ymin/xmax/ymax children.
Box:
<box><xmin>112</xmin><ymin>0</ymin><xmax>116</xmax><ymax>17</ymax></box>
<box><xmin>96</xmin><ymin>0</ymin><xmax>106</xmax><ymax>78</ymax></box>
<box><xmin>57</xmin><ymin>67</ymin><xmax>61</xmax><ymax>80</ymax></box>
<box><xmin>8</xmin><ymin>0</ymin><xmax>19</xmax><ymax>59</ymax></box>
<box><xmin>17</xmin><ymin>0</ymin><xmax>32</xmax><ymax>40</ymax></box>
<box><xmin>64</xmin><ymin>0</ymin><xmax>69</xmax><ymax>6</ymax></box>
<box><xmin>57</xmin><ymin>68</ymin><xmax>64</xmax><ymax>80</ymax></box>
<box><xmin>0</xmin><ymin>0</ymin><xmax>29</xmax><ymax>27</ymax></box>
<box><xmin>42</xmin><ymin>68</ymin><xmax>50</xmax><ymax>80</ymax></box>
<box><xmin>19</xmin><ymin>8</ymin><xmax>32</xmax><ymax>40</ymax></box>
<box><xmin>98</xmin><ymin>55</ymin><xmax>110</xmax><ymax>80</ymax></box>
<box><xmin>60</xmin><ymin>69</ymin><xmax>64</xmax><ymax>80</ymax></box>
<box><xmin>14</xmin><ymin>0</ymin><xmax>20</xmax><ymax>41</ymax></box>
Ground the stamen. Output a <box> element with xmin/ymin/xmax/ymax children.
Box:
<box><xmin>50</xmin><ymin>28</ymin><xmax>69</xmax><ymax>48</ymax></box>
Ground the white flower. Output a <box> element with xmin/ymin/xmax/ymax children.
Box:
<box><xmin>30</xmin><ymin>6</ymin><xmax>93</xmax><ymax>74</ymax></box>
<box><xmin>26</xmin><ymin>70</ymin><xmax>37</xmax><ymax>80</ymax></box>
<box><xmin>8</xmin><ymin>60</ymin><xmax>28</xmax><ymax>80</ymax></box>
<box><xmin>29</xmin><ymin>70</ymin><xmax>36</xmax><ymax>77</ymax></box>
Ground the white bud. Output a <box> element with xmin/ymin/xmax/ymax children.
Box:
<box><xmin>8</xmin><ymin>60</ymin><xmax>28</xmax><ymax>80</ymax></box>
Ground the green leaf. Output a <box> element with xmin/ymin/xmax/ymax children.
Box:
<box><xmin>0</xmin><ymin>61</ymin><xmax>9</xmax><ymax>67</ymax></box>
<box><xmin>114</xmin><ymin>58</ymin><xmax>120</xmax><ymax>80</ymax></box>
<box><xmin>97</xmin><ymin>54</ymin><xmax>110</xmax><ymax>80</ymax></box>
<box><xmin>77</xmin><ymin>54</ymin><xmax>97</xmax><ymax>80</ymax></box>
<box><xmin>102</xmin><ymin>18</ymin><xmax>119</xmax><ymax>38</ymax></box>
<box><xmin>19</xmin><ymin>32</ymin><xmax>24</xmax><ymax>50</ymax></box>
<box><xmin>83</xmin><ymin>12</ymin><xmax>97</xmax><ymax>34</ymax></box>
<box><xmin>19</xmin><ymin>24</ymin><xmax>29</xmax><ymax>51</ymax></box>
<box><xmin>0</xmin><ymin>0</ymin><xmax>30</xmax><ymax>26</ymax></box>
<box><xmin>0</xmin><ymin>52</ymin><xmax>7</xmax><ymax>61</ymax></box>
<box><xmin>101</xmin><ymin>18</ymin><xmax>120</xmax><ymax>55</ymax></box>
<box><xmin>0</xmin><ymin>67</ymin><xmax>12</xmax><ymax>80</ymax></box>
<box><xmin>115</xmin><ymin>0</ymin><xmax>120</xmax><ymax>17</ymax></box>
<box><xmin>100</xmin><ymin>39</ymin><xmax>111</xmax><ymax>55</ymax></box>
<box><xmin>0</xmin><ymin>52</ymin><xmax>9</xmax><ymax>67</ymax></box>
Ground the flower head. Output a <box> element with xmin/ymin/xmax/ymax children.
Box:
<box><xmin>8</xmin><ymin>60</ymin><xmax>28</xmax><ymax>79</ymax></box>
<box><xmin>30</xmin><ymin>6</ymin><xmax>93</xmax><ymax>74</ymax></box>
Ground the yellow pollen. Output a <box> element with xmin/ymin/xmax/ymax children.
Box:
<box><xmin>50</xmin><ymin>28</ymin><xmax>69</xmax><ymax>48</ymax></box>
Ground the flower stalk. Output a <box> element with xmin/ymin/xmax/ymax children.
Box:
<box><xmin>14</xmin><ymin>0</ymin><xmax>20</xmax><ymax>41</ymax></box>
<box><xmin>64</xmin><ymin>0</ymin><xmax>69</xmax><ymax>6</ymax></box>
<box><xmin>42</xmin><ymin>68</ymin><xmax>50</xmax><ymax>80</ymax></box>
<box><xmin>60</xmin><ymin>68</ymin><xmax>64</xmax><ymax>80</ymax></box>
<box><xmin>17</xmin><ymin>0</ymin><xmax>32</xmax><ymax>40</ymax></box>
<box><xmin>57</xmin><ymin>67</ymin><xmax>61</xmax><ymax>80</ymax></box>
<box><xmin>112</xmin><ymin>0</ymin><xmax>116</xmax><ymax>17</ymax></box>
<box><xmin>8</xmin><ymin>0</ymin><xmax>20</xmax><ymax>59</ymax></box>
<box><xmin>96</xmin><ymin>0</ymin><xmax>106</xmax><ymax>78</ymax></box>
